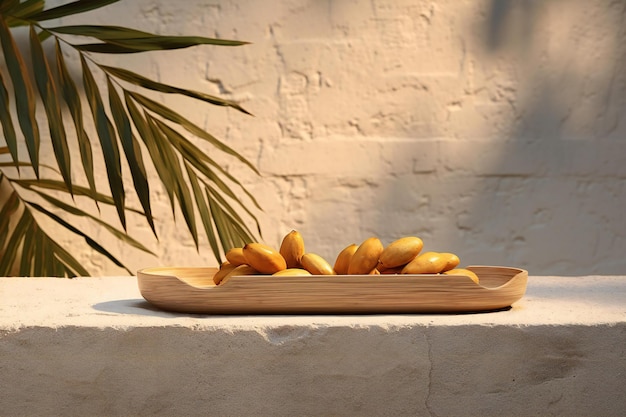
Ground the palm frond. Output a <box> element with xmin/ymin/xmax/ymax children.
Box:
<box><xmin>0</xmin><ymin>18</ymin><xmax>40</xmax><ymax>177</ymax></box>
<box><xmin>0</xmin><ymin>174</ymin><xmax>154</xmax><ymax>276</ymax></box>
<box><xmin>145</xmin><ymin>113</ymin><xmax>199</xmax><ymax>248</ymax></box>
<box><xmin>80</xmin><ymin>53</ymin><xmax>126</xmax><ymax>229</ymax></box>
<box><xmin>106</xmin><ymin>77</ymin><xmax>155</xmax><ymax>234</ymax></box>
<box><xmin>55</xmin><ymin>38</ymin><xmax>98</xmax><ymax>203</ymax></box>
<box><xmin>0</xmin><ymin>71</ymin><xmax>18</xmax><ymax>170</ymax></box>
<box><xmin>28</xmin><ymin>187</ymin><xmax>155</xmax><ymax>256</ymax></box>
<box><xmin>30</xmin><ymin>25</ymin><xmax>72</xmax><ymax>193</ymax></box>
<box><xmin>3</xmin><ymin>0</ymin><xmax>45</xmax><ymax>28</ymax></box>
<box><xmin>0</xmin><ymin>179</ymin><xmax>88</xmax><ymax>277</ymax></box>
<box><xmin>27</xmin><ymin>0</ymin><xmax>120</xmax><ymax>22</ymax></box>
<box><xmin>123</xmin><ymin>94</ymin><xmax>177</xmax><ymax>219</ymax></box>
<box><xmin>27</xmin><ymin>201</ymin><xmax>132</xmax><ymax>274</ymax></box>
<box><xmin>46</xmin><ymin>24</ymin><xmax>249</xmax><ymax>53</ymax></box>
<box><xmin>101</xmin><ymin>65</ymin><xmax>251</xmax><ymax>114</ymax></box>
<box><xmin>0</xmin><ymin>2</ymin><xmax>261</xmax><ymax>276</ymax></box>
<box><xmin>185</xmin><ymin>162</ymin><xmax>222</xmax><ymax>263</ymax></box>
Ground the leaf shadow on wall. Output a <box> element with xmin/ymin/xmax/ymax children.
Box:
<box><xmin>459</xmin><ymin>0</ymin><xmax>626</xmax><ymax>275</ymax></box>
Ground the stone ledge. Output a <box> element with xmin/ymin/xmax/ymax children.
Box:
<box><xmin>1</xmin><ymin>275</ymin><xmax>625</xmax><ymax>416</ymax></box>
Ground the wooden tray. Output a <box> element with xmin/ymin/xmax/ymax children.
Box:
<box><xmin>136</xmin><ymin>265</ymin><xmax>528</xmax><ymax>314</ymax></box>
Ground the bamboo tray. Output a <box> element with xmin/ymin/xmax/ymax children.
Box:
<box><xmin>136</xmin><ymin>265</ymin><xmax>528</xmax><ymax>314</ymax></box>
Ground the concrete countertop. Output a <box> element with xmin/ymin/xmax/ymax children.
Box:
<box><xmin>1</xmin><ymin>275</ymin><xmax>625</xmax><ymax>329</ymax></box>
<box><xmin>1</xmin><ymin>275</ymin><xmax>625</xmax><ymax>417</ymax></box>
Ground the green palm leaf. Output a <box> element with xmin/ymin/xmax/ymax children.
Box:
<box><xmin>0</xmin><ymin>1</ymin><xmax>20</xmax><ymax>14</ymax></box>
<box><xmin>3</xmin><ymin>0</ymin><xmax>44</xmax><ymax>27</ymax></box>
<box><xmin>27</xmin><ymin>0</ymin><xmax>119</xmax><ymax>22</ymax></box>
<box><xmin>107</xmin><ymin>77</ymin><xmax>155</xmax><ymax>235</ymax></box>
<box><xmin>151</xmin><ymin>117</ymin><xmax>261</xmax><ymax>236</ymax></box>
<box><xmin>0</xmin><ymin>183</ymin><xmax>20</xmax><ymax>251</ymax></box>
<box><xmin>27</xmin><ymin>201</ymin><xmax>132</xmax><ymax>274</ymax></box>
<box><xmin>55</xmin><ymin>39</ymin><xmax>98</xmax><ymax>203</ymax></box>
<box><xmin>71</xmin><ymin>43</ymin><xmax>149</xmax><ymax>54</ymax></box>
<box><xmin>29</xmin><ymin>187</ymin><xmax>155</xmax><ymax>255</ymax></box>
<box><xmin>10</xmin><ymin>177</ymin><xmax>147</xmax><ymax>217</ymax></box>
<box><xmin>46</xmin><ymin>25</ymin><xmax>248</xmax><ymax>49</ymax></box>
<box><xmin>204</xmin><ymin>181</ymin><xmax>259</xmax><ymax>239</ymax></box>
<box><xmin>205</xmin><ymin>188</ymin><xmax>251</xmax><ymax>252</ymax></box>
<box><xmin>0</xmin><ymin>206</ymin><xmax>31</xmax><ymax>275</ymax></box>
<box><xmin>101</xmin><ymin>65</ymin><xmax>251</xmax><ymax>114</ymax></box>
<box><xmin>80</xmin><ymin>54</ymin><xmax>126</xmax><ymax>229</ymax></box>
<box><xmin>0</xmin><ymin>17</ymin><xmax>40</xmax><ymax>177</ymax></box>
<box><xmin>124</xmin><ymin>94</ymin><xmax>177</xmax><ymax>216</ymax></box>
<box><xmin>1</xmin><ymin>211</ymin><xmax>90</xmax><ymax>277</ymax></box>
<box><xmin>0</xmin><ymin>72</ymin><xmax>18</xmax><ymax>170</ymax></box>
<box><xmin>0</xmin><ymin>1</ymin><xmax>262</xmax><ymax>276</ymax></box>
<box><xmin>18</xmin><ymin>218</ymin><xmax>35</xmax><ymax>275</ymax></box>
<box><xmin>205</xmin><ymin>185</ymin><xmax>255</xmax><ymax>246</ymax></box>
<box><xmin>146</xmin><ymin>114</ymin><xmax>199</xmax><ymax>248</ymax></box>
<box><xmin>185</xmin><ymin>162</ymin><xmax>222</xmax><ymax>263</ymax></box>
<box><xmin>129</xmin><ymin>91</ymin><xmax>260</xmax><ymax>178</ymax></box>
<box><xmin>44</xmin><ymin>233</ymin><xmax>90</xmax><ymax>276</ymax></box>
<box><xmin>29</xmin><ymin>25</ymin><xmax>72</xmax><ymax>194</ymax></box>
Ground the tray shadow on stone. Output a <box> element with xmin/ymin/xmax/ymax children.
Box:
<box><xmin>92</xmin><ymin>299</ymin><xmax>187</xmax><ymax>318</ymax></box>
<box><xmin>92</xmin><ymin>298</ymin><xmax>512</xmax><ymax>318</ymax></box>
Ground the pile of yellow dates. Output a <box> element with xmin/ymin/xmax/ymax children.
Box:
<box><xmin>213</xmin><ymin>231</ymin><xmax>479</xmax><ymax>285</ymax></box>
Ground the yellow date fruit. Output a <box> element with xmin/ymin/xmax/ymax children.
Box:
<box><xmin>213</xmin><ymin>261</ymin><xmax>236</xmax><ymax>285</ymax></box>
<box><xmin>401</xmin><ymin>251</ymin><xmax>447</xmax><ymax>274</ymax></box>
<box><xmin>439</xmin><ymin>252</ymin><xmax>461</xmax><ymax>272</ymax></box>
<box><xmin>225</xmin><ymin>247</ymin><xmax>247</xmax><ymax>266</ymax></box>
<box><xmin>377</xmin><ymin>263</ymin><xmax>405</xmax><ymax>274</ymax></box>
<box><xmin>333</xmin><ymin>243</ymin><xmax>359</xmax><ymax>275</ymax></box>
<box><xmin>242</xmin><ymin>242</ymin><xmax>287</xmax><ymax>274</ymax></box>
<box><xmin>219</xmin><ymin>264</ymin><xmax>259</xmax><ymax>285</ymax></box>
<box><xmin>279</xmin><ymin>230</ymin><xmax>305</xmax><ymax>269</ymax></box>
<box><xmin>379</xmin><ymin>236</ymin><xmax>423</xmax><ymax>268</ymax></box>
<box><xmin>273</xmin><ymin>268</ymin><xmax>312</xmax><ymax>277</ymax></box>
<box><xmin>443</xmin><ymin>268</ymin><xmax>479</xmax><ymax>284</ymax></box>
<box><xmin>348</xmin><ymin>237</ymin><xmax>384</xmax><ymax>275</ymax></box>
<box><xmin>301</xmin><ymin>253</ymin><xmax>336</xmax><ymax>275</ymax></box>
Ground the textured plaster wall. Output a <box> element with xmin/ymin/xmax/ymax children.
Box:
<box><xmin>42</xmin><ymin>0</ymin><xmax>626</xmax><ymax>276</ymax></box>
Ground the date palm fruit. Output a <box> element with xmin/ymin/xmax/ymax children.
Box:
<box><xmin>379</xmin><ymin>236</ymin><xmax>423</xmax><ymax>268</ymax></box>
<box><xmin>219</xmin><ymin>264</ymin><xmax>259</xmax><ymax>285</ymax></box>
<box><xmin>242</xmin><ymin>243</ymin><xmax>287</xmax><ymax>274</ymax></box>
<box><xmin>333</xmin><ymin>243</ymin><xmax>359</xmax><ymax>275</ymax></box>
<box><xmin>440</xmin><ymin>252</ymin><xmax>461</xmax><ymax>272</ymax></box>
<box><xmin>225</xmin><ymin>247</ymin><xmax>247</xmax><ymax>266</ymax></box>
<box><xmin>348</xmin><ymin>237</ymin><xmax>384</xmax><ymax>275</ymax></box>
<box><xmin>377</xmin><ymin>263</ymin><xmax>405</xmax><ymax>274</ymax></box>
<box><xmin>301</xmin><ymin>253</ymin><xmax>336</xmax><ymax>275</ymax></box>
<box><xmin>401</xmin><ymin>251</ymin><xmax>447</xmax><ymax>274</ymax></box>
<box><xmin>279</xmin><ymin>230</ymin><xmax>306</xmax><ymax>269</ymax></box>
<box><xmin>443</xmin><ymin>268</ymin><xmax>479</xmax><ymax>284</ymax></box>
<box><xmin>273</xmin><ymin>268</ymin><xmax>312</xmax><ymax>276</ymax></box>
<box><xmin>213</xmin><ymin>261</ymin><xmax>236</xmax><ymax>285</ymax></box>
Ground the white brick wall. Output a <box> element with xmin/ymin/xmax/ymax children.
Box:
<box><xmin>48</xmin><ymin>0</ymin><xmax>626</xmax><ymax>275</ymax></box>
